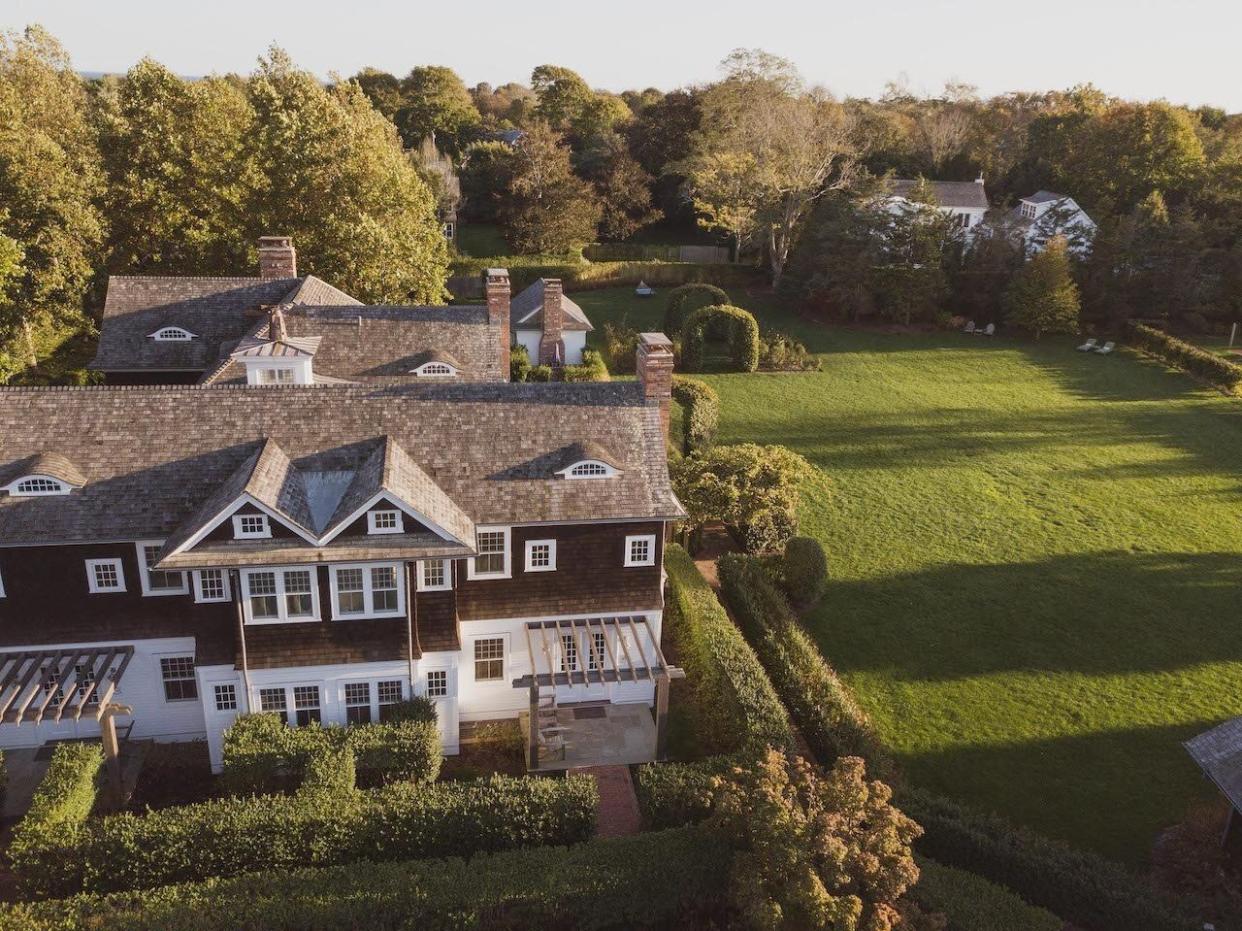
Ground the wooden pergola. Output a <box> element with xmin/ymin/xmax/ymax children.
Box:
<box><xmin>0</xmin><ymin>647</ymin><xmax>135</xmax><ymax>798</ymax></box>
<box><xmin>513</xmin><ymin>616</ymin><xmax>683</xmax><ymax>768</ymax></box>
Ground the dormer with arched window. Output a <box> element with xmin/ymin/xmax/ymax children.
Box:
<box><xmin>147</xmin><ymin>326</ymin><xmax>198</xmax><ymax>342</ymax></box>
<box><xmin>1</xmin><ymin>452</ymin><xmax>86</xmax><ymax>496</ymax></box>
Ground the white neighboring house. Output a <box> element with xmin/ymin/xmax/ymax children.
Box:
<box><xmin>886</xmin><ymin>177</ymin><xmax>990</xmax><ymax>233</ymax></box>
<box><xmin>1011</xmin><ymin>191</ymin><xmax>1097</xmax><ymax>256</ymax></box>
<box><xmin>510</xmin><ymin>278</ymin><xmax>594</xmax><ymax>366</ymax></box>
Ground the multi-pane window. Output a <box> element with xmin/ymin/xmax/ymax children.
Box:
<box><xmin>75</xmin><ymin>663</ymin><xmax>98</xmax><ymax>705</ymax></box>
<box><xmin>1021</xmin><ymin>202</ymin><xmax>1037</xmax><ymax>219</ymax></box>
<box><xmin>525</xmin><ymin>540</ymin><xmax>556</xmax><ymax>573</ymax></box>
<box><xmin>293</xmin><ymin>685</ymin><xmax>321</xmax><ymax>726</ymax></box>
<box><xmin>258</xmin><ymin>368</ymin><xmax>295</xmax><ymax>384</ymax></box>
<box><xmin>471</xmin><ymin>529</ymin><xmax>509</xmax><ymax>577</ymax></box>
<box><xmin>367</xmin><ymin>510</ymin><xmax>403</xmax><ymax>534</ymax></box>
<box><xmin>138</xmin><ymin>542</ymin><xmax>187</xmax><ymax>595</ymax></box>
<box><xmin>86</xmin><ymin>558</ymin><xmax>125</xmax><ymax>593</ymax></box>
<box><xmin>561</xmin><ymin>633</ymin><xmax>578</xmax><ymax>672</ymax></box>
<box><xmin>624</xmin><ymin>534</ymin><xmax>656</xmax><ymax>567</ymax></box>
<box><xmin>153</xmin><ymin>327</ymin><xmax>194</xmax><ymax>341</ymax></box>
<box><xmin>568</xmin><ymin>462</ymin><xmax>609</xmax><ymax>478</ymax></box>
<box><xmin>419</xmin><ymin>559</ymin><xmax>449</xmax><ymax>591</ymax></box>
<box><xmin>377</xmin><ymin>679</ymin><xmax>403</xmax><ymax>721</ymax></box>
<box><xmin>331</xmin><ymin>563</ymin><xmax>402</xmax><ymax>618</ymax></box>
<box><xmin>259</xmin><ymin>687</ymin><xmax>288</xmax><ymax>724</ymax></box>
<box><xmin>344</xmin><ymin>682</ymin><xmax>372</xmax><ymax>724</ymax></box>
<box><xmin>243</xmin><ymin>568</ymin><xmax>317</xmax><ymax>622</ymax></box>
<box><xmin>194</xmin><ymin>569</ymin><xmax>230</xmax><ymax>603</ymax></box>
<box><xmin>233</xmin><ymin>513</ymin><xmax>271</xmax><ymax>539</ymax></box>
<box><xmin>214</xmin><ymin>683</ymin><xmax>238</xmax><ymax>711</ymax></box>
<box><xmin>14</xmin><ymin>477</ymin><xmax>68</xmax><ymax>495</ymax></box>
<box><xmin>426</xmin><ymin>670</ymin><xmax>448</xmax><ymax>698</ymax></box>
<box><xmin>588</xmin><ymin>631</ymin><xmax>606</xmax><ymax>671</ymax></box>
<box><xmin>474</xmin><ymin>638</ymin><xmax>504</xmax><ymax>681</ymax></box>
<box><xmin>160</xmin><ymin>656</ymin><xmax>198</xmax><ymax>702</ymax></box>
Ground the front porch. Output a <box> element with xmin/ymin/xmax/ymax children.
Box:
<box><xmin>518</xmin><ymin>701</ymin><xmax>657</xmax><ymax>772</ymax></box>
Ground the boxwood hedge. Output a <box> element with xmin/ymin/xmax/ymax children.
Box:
<box><xmin>680</xmin><ymin>304</ymin><xmax>761</xmax><ymax>373</ymax></box>
<box><xmin>670</xmin><ymin>376</ymin><xmax>719</xmax><ymax>456</ymax></box>
<box><xmin>909</xmin><ymin>855</ymin><xmax>1062</xmax><ymax>931</ymax></box>
<box><xmin>664</xmin><ymin>283</ymin><xmax>730</xmax><ymax>336</ymax></box>
<box><xmin>1128</xmin><ymin>322</ymin><xmax>1242</xmax><ymax>391</ymax></box>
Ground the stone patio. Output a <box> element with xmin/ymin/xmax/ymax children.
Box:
<box><xmin>519</xmin><ymin>702</ymin><xmax>657</xmax><ymax>772</ymax></box>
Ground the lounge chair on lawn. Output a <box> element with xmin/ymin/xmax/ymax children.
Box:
<box><xmin>979</xmin><ymin>323</ymin><xmax>996</xmax><ymax>337</ymax></box>
<box><xmin>1077</xmin><ymin>338</ymin><xmax>1098</xmax><ymax>352</ymax></box>
<box><xmin>1096</xmin><ymin>341</ymin><xmax>1116</xmax><ymax>355</ymax></box>
<box><xmin>634</xmin><ymin>280</ymin><xmax>655</xmax><ymax>297</ymax></box>
<box><xmin>963</xmin><ymin>320</ymin><xmax>976</xmax><ymax>334</ymax></box>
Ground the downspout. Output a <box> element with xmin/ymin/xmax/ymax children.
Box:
<box><xmin>231</xmin><ymin>569</ymin><xmax>253</xmax><ymax>713</ymax></box>
<box><xmin>406</xmin><ymin>561</ymin><xmax>419</xmax><ymax>695</ymax></box>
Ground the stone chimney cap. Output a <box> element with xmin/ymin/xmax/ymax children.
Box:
<box><xmin>485</xmin><ymin>267</ymin><xmax>510</xmax><ymax>279</ymax></box>
<box><xmin>639</xmin><ymin>332</ymin><xmax>674</xmax><ymax>351</ymax></box>
<box><xmin>259</xmin><ymin>235</ymin><xmax>294</xmax><ymax>247</ymax></box>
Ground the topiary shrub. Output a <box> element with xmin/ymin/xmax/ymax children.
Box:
<box><xmin>670</xmin><ymin>376</ymin><xmax>719</xmax><ymax>456</ymax></box>
<box><xmin>782</xmin><ymin>536</ymin><xmax>828</xmax><ymax>607</ymax></box>
<box><xmin>759</xmin><ymin>332</ymin><xmax>820</xmax><ymax>371</ymax></box>
<box><xmin>561</xmin><ymin>348</ymin><xmax>610</xmax><ymax>382</ymax></box>
<box><xmin>526</xmin><ymin>363</ymin><xmax>553</xmax><ymax>382</ymax></box>
<box><xmin>664</xmin><ymin>283</ymin><xmax>730</xmax><ymax>335</ymax></box>
<box><xmin>509</xmin><ymin>343</ymin><xmax>531</xmax><ymax>382</ymax></box>
<box><xmin>680</xmin><ymin>304</ymin><xmax>760</xmax><ymax>373</ymax></box>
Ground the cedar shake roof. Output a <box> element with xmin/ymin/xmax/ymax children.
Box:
<box><xmin>203</xmin><ymin>305</ymin><xmax>505</xmax><ymax>384</ymax></box>
<box><xmin>0</xmin><ymin>452</ymin><xmax>87</xmax><ymax>488</ymax></box>
<box><xmin>0</xmin><ymin>383</ymin><xmax>683</xmax><ymax>553</ymax></box>
<box><xmin>549</xmin><ymin>441</ymin><xmax>624</xmax><ymax>473</ymax></box>
<box><xmin>1022</xmin><ymin>190</ymin><xmax>1066</xmax><ymax>205</ymax></box>
<box><xmin>889</xmin><ymin>179</ymin><xmax>989</xmax><ymax>210</ymax></box>
<box><xmin>91</xmin><ymin>275</ymin><xmax>360</xmax><ymax>373</ymax></box>
<box><xmin>511</xmin><ymin>279</ymin><xmax>593</xmax><ymax>332</ymax></box>
<box><xmin>231</xmin><ymin>336</ymin><xmax>322</xmax><ymax>358</ymax></box>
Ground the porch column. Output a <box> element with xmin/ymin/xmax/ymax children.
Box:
<box><xmin>654</xmin><ymin>672</ymin><xmax>670</xmax><ymax>760</ymax></box>
<box><xmin>528</xmin><ymin>682</ymin><xmax>540</xmax><ymax>769</ymax></box>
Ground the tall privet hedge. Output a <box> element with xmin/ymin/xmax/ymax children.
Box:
<box><xmin>1128</xmin><ymin>322</ymin><xmax>1242</xmax><ymax>391</ymax></box>
<box><xmin>670</xmin><ymin>376</ymin><xmax>719</xmax><ymax>455</ymax></box>
<box><xmin>664</xmin><ymin>283</ymin><xmax>730</xmax><ymax>335</ymax></box>
<box><xmin>9</xmin><ymin>743</ymin><xmax>104</xmax><ymax>888</ymax></box>
<box><xmin>681</xmin><ymin>304</ymin><xmax>761</xmax><ymax>373</ymax></box>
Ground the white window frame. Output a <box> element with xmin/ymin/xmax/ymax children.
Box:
<box><xmin>425</xmin><ymin>668</ymin><xmax>450</xmax><ymax>699</ymax></box>
<box><xmin>524</xmin><ymin>539</ymin><xmax>557</xmax><ymax>573</ymax></box>
<box><xmin>86</xmin><ymin>558</ymin><xmax>126</xmax><ymax>594</ymax></box>
<box><xmin>232</xmin><ymin>513</ymin><xmax>272</xmax><ymax>539</ymax></box>
<box><xmin>158</xmin><ymin>655</ymin><xmax>198</xmax><ymax>703</ymax></box>
<box><xmin>213</xmin><ymin>683</ymin><xmax>238</xmax><ymax>712</ymax></box>
<box><xmin>417</xmin><ymin>559</ymin><xmax>451</xmax><ymax>592</ymax></box>
<box><xmin>472</xmin><ymin>636</ymin><xmax>507</xmax><ymax>683</ymax></box>
<box><xmin>624</xmin><ymin>534</ymin><xmax>657</xmax><ymax>568</ymax></box>
<box><xmin>329</xmin><ymin>562</ymin><xmax>405</xmax><ymax>620</ymax></box>
<box><xmin>367</xmin><ymin>509</ymin><xmax>404</xmax><ymax>535</ymax></box>
<box><xmin>559</xmin><ymin>460</ymin><xmax>619</xmax><ymax>479</ymax></box>
<box><xmin>240</xmin><ymin>567</ymin><xmax>320</xmax><ymax>624</ymax></box>
<box><xmin>149</xmin><ymin>326</ymin><xmax>197</xmax><ymax>342</ymax></box>
<box><xmin>467</xmin><ymin>526</ymin><xmax>511</xmax><ymax>580</ymax></box>
<box><xmin>136</xmin><ymin>541</ymin><xmax>189</xmax><ymax>597</ymax></box>
<box><xmin>193</xmin><ymin>569</ymin><xmax>232</xmax><ymax>603</ymax></box>
<box><xmin>6</xmin><ymin>475</ymin><xmax>72</xmax><ymax>496</ymax></box>
<box><xmin>411</xmin><ymin>361</ymin><xmax>459</xmax><ymax>377</ymax></box>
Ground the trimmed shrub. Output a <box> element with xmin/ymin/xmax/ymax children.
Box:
<box><xmin>19</xmin><ymin>773</ymin><xmax>597</xmax><ymax>898</ymax></box>
<box><xmin>449</xmin><ymin>257</ymin><xmax>760</xmax><ymax>294</ymax></box>
<box><xmin>601</xmin><ymin>321</ymin><xmax>639</xmax><ymax>374</ymax></box>
<box><xmin>900</xmin><ymin>787</ymin><xmax>1197</xmax><ymax>931</ymax></box>
<box><xmin>297</xmin><ymin>745</ymin><xmax>356</xmax><ymax>799</ymax></box>
<box><xmin>718</xmin><ymin>553</ymin><xmax>893</xmax><ymax>779</ymax></box>
<box><xmin>635</xmin><ymin>757</ymin><xmax>736</xmax><ymax>830</ymax></box>
<box><xmin>681</xmin><ymin>303</ymin><xmax>761</xmax><ymax>373</ymax></box>
<box><xmin>9</xmin><ymin>742</ymin><xmax>103</xmax><ymax>891</ymax></box>
<box><xmin>665</xmin><ymin>283</ymin><xmax>730</xmax><ymax>335</ymax></box>
<box><xmin>527</xmin><ymin>363</ymin><xmax>553</xmax><ymax>382</ymax></box>
<box><xmin>909</xmin><ymin>856</ymin><xmax>1063</xmax><ymax>931</ymax></box>
<box><xmin>670</xmin><ymin>376</ymin><xmax>719</xmax><ymax>456</ymax></box>
<box><xmin>663</xmin><ymin>544</ymin><xmax>793</xmax><ymax>754</ymax></box>
<box><xmin>1128</xmin><ymin>322</ymin><xmax>1242</xmax><ymax>392</ymax></box>
<box><xmin>782</xmin><ymin>535</ymin><xmax>828</xmax><ymax>607</ymax></box>
<box><xmin>759</xmin><ymin>331</ymin><xmax>820</xmax><ymax>371</ymax></box>
<box><xmin>1</xmin><ymin>825</ymin><xmax>731</xmax><ymax>931</ymax></box>
<box><xmin>509</xmin><ymin>343</ymin><xmax>531</xmax><ymax>383</ymax></box>
<box><xmin>562</xmin><ymin>348</ymin><xmax>610</xmax><ymax>382</ymax></box>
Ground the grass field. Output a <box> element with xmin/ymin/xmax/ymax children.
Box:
<box><xmin>575</xmin><ymin>286</ymin><xmax>1242</xmax><ymax>865</ymax></box>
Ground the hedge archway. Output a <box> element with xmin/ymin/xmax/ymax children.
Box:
<box><xmin>681</xmin><ymin>304</ymin><xmax>760</xmax><ymax>373</ymax></box>
<box><xmin>664</xmin><ymin>283</ymin><xmax>730</xmax><ymax>336</ymax></box>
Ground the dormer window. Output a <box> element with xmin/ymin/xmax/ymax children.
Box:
<box><xmin>257</xmin><ymin>368</ymin><xmax>296</xmax><ymax>385</ymax></box>
<box><xmin>8</xmin><ymin>476</ymin><xmax>71</xmax><ymax>496</ymax></box>
<box><xmin>1020</xmin><ymin>202</ymin><xmax>1037</xmax><ymax>220</ymax></box>
<box><xmin>233</xmin><ymin>513</ymin><xmax>271</xmax><ymax>539</ymax></box>
<box><xmin>368</xmin><ymin>509</ymin><xmax>404</xmax><ymax>534</ymax></box>
<box><xmin>149</xmin><ymin>327</ymin><xmax>197</xmax><ymax>342</ymax></box>
<box><xmin>411</xmin><ymin>362</ymin><xmax>458</xmax><ymax>377</ymax></box>
<box><xmin>561</xmin><ymin>460</ymin><xmax>618</xmax><ymax>479</ymax></box>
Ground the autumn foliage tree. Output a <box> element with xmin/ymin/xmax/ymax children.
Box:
<box><xmin>499</xmin><ymin>123</ymin><xmax>601</xmax><ymax>254</ymax></box>
<box><xmin>1003</xmin><ymin>237</ymin><xmax>1081</xmax><ymax>338</ymax></box>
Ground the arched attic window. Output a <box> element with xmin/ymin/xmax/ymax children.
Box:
<box><xmin>561</xmin><ymin>460</ymin><xmax>619</xmax><ymax>479</ymax></box>
<box><xmin>149</xmin><ymin>327</ymin><xmax>197</xmax><ymax>342</ymax></box>
<box><xmin>8</xmin><ymin>476</ymin><xmax>71</xmax><ymax>496</ymax></box>
<box><xmin>412</xmin><ymin>361</ymin><xmax>458</xmax><ymax>377</ymax></box>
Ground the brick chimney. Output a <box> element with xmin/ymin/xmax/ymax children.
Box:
<box><xmin>258</xmin><ymin>236</ymin><xmax>296</xmax><ymax>279</ymax></box>
<box><xmin>538</xmin><ymin>278</ymin><xmax>565</xmax><ymax>366</ymax></box>
<box><xmin>484</xmin><ymin>268</ymin><xmax>511</xmax><ymax>379</ymax></box>
<box><xmin>637</xmin><ymin>332</ymin><xmax>674</xmax><ymax>442</ymax></box>
<box><xmin>268</xmin><ymin>305</ymin><xmax>288</xmax><ymax>343</ymax></box>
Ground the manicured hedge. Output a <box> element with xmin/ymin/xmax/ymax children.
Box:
<box><xmin>18</xmin><ymin>773</ymin><xmax>597</xmax><ymax>898</ymax></box>
<box><xmin>664</xmin><ymin>283</ymin><xmax>730</xmax><ymax>336</ymax></box>
<box><xmin>670</xmin><ymin>376</ymin><xmax>719</xmax><ymax>455</ymax></box>
<box><xmin>782</xmin><ymin>535</ymin><xmax>828</xmax><ymax>606</ymax></box>
<box><xmin>220</xmin><ymin>701</ymin><xmax>440</xmax><ymax>795</ymax></box>
<box><xmin>900</xmin><ymin>787</ymin><xmax>1197</xmax><ymax>931</ymax></box>
<box><xmin>681</xmin><ymin>304</ymin><xmax>761</xmax><ymax>373</ymax></box>
<box><xmin>450</xmin><ymin>257</ymin><xmax>759</xmax><ymax>294</ymax></box>
<box><xmin>634</xmin><ymin>757</ymin><xmax>736</xmax><ymax>830</ymax></box>
<box><xmin>717</xmin><ymin>553</ymin><xmax>893</xmax><ymax>779</ymax></box>
<box><xmin>1128</xmin><ymin>322</ymin><xmax>1242</xmax><ymax>391</ymax></box>
<box><xmin>663</xmin><ymin>544</ymin><xmax>794</xmax><ymax>755</ymax></box>
<box><xmin>909</xmin><ymin>856</ymin><xmax>1062</xmax><ymax>931</ymax></box>
<box><xmin>0</xmin><ymin>825</ymin><xmax>731</xmax><ymax>931</ymax></box>
<box><xmin>8</xmin><ymin>742</ymin><xmax>103</xmax><ymax>883</ymax></box>
<box><xmin>562</xmin><ymin>348</ymin><xmax>610</xmax><ymax>382</ymax></box>
<box><xmin>509</xmin><ymin>343</ymin><xmax>532</xmax><ymax>382</ymax></box>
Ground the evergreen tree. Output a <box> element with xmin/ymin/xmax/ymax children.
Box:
<box><xmin>499</xmin><ymin>124</ymin><xmax>601</xmax><ymax>254</ymax></box>
<box><xmin>1004</xmin><ymin>237</ymin><xmax>1081</xmax><ymax>337</ymax></box>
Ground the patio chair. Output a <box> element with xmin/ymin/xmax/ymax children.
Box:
<box><xmin>963</xmin><ymin>320</ymin><xmax>976</xmax><ymax>334</ymax></box>
<box><xmin>1095</xmin><ymin>341</ymin><xmax>1116</xmax><ymax>355</ymax></box>
<box><xmin>538</xmin><ymin>724</ymin><xmax>570</xmax><ymax>761</ymax></box>
<box><xmin>634</xmin><ymin>280</ymin><xmax>655</xmax><ymax>297</ymax></box>
<box><xmin>1077</xmin><ymin>338</ymin><xmax>1098</xmax><ymax>352</ymax></box>
<box><xmin>979</xmin><ymin>323</ymin><xmax>996</xmax><ymax>337</ymax></box>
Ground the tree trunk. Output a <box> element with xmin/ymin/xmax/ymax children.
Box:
<box><xmin>21</xmin><ymin>318</ymin><xmax>36</xmax><ymax>368</ymax></box>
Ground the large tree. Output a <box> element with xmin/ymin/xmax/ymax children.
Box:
<box><xmin>498</xmin><ymin>123</ymin><xmax>601</xmax><ymax>255</ymax></box>
<box><xmin>393</xmin><ymin>65</ymin><xmax>480</xmax><ymax>155</ymax></box>
<box><xmin>1004</xmin><ymin>236</ymin><xmax>1081</xmax><ymax>337</ymax></box>
<box><xmin>0</xmin><ymin>25</ymin><xmax>104</xmax><ymax>378</ymax></box>
<box><xmin>575</xmin><ymin>133</ymin><xmax>657</xmax><ymax>241</ymax></box>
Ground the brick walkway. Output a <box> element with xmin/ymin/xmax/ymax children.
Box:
<box><xmin>572</xmin><ymin>764</ymin><xmax>642</xmax><ymax>838</ymax></box>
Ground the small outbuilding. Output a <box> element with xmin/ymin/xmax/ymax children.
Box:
<box><xmin>1184</xmin><ymin>716</ymin><xmax>1242</xmax><ymax>845</ymax></box>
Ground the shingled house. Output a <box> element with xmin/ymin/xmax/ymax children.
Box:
<box><xmin>0</xmin><ymin>334</ymin><xmax>682</xmax><ymax>770</ymax></box>
<box><xmin>886</xmin><ymin>176</ymin><xmax>990</xmax><ymax>232</ymax></box>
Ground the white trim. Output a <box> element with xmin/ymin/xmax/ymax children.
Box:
<box><xmin>147</xmin><ymin>326</ymin><xmax>198</xmax><ymax>341</ymax></box>
<box><xmin>136</xmin><ymin>541</ymin><xmax>189</xmax><ymax>596</ymax></box>
<box><xmin>424</xmin><ymin>667</ymin><xmax>451</xmax><ymax>699</ymax></box>
<box><xmin>232</xmin><ymin>513</ymin><xmax>272</xmax><ymax>540</ymax></box>
<box><xmin>556</xmin><ymin>460</ymin><xmax>620</xmax><ymax>479</ymax></box>
<box><xmin>192</xmin><ymin>568</ymin><xmax>232</xmax><ymax>603</ymax></box>
<box><xmin>4</xmin><ymin>475</ymin><xmax>74</xmax><ymax>497</ymax></box>
<box><xmin>167</xmin><ymin>493</ymin><xmax>320</xmax><ymax>557</ymax></box>
<box><xmin>410</xmin><ymin>361</ymin><xmax>459</xmax><ymax>377</ymax></box>
<box><xmin>0</xmin><ymin>565</ymin><xmax>5</xmax><ymax>598</ymax></box>
<box><xmin>467</xmin><ymin>526</ymin><xmax>511</xmax><ymax>580</ymax></box>
<box><xmin>524</xmin><ymin>539</ymin><xmax>557</xmax><ymax>573</ymax></box>
<box><xmin>367</xmin><ymin>509</ymin><xmax>404</xmax><ymax>535</ymax></box>
<box><xmin>318</xmin><ymin>491</ymin><xmax>469</xmax><ymax>547</ymax></box>
<box><xmin>328</xmin><ymin>562</ymin><xmax>405</xmax><ymax>620</ymax></box>
<box><xmin>85</xmin><ymin>558</ymin><xmax>126</xmax><ymax>593</ymax></box>
<box><xmin>469</xmin><ymin>633</ymin><xmax>508</xmax><ymax>683</ymax></box>
<box><xmin>624</xmin><ymin>534</ymin><xmax>657</xmax><ymax>568</ymax></box>
<box><xmin>240</xmin><ymin>566</ymin><xmax>321</xmax><ymax>624</ymax></box>
<box><xmin>417</xmin><ymin>558</ymin><xmax>451</xmax><ymax>592</ymax></box>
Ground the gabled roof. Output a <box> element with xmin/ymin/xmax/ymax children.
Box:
<box><xmin>1022</xmin><ymin>190</ymin><xmax>1068</xmax><ymax>205</ymax></box>
<box><xmin>511</xmin><ymin>279</ymin><xmax>594</xmax><ymax>332</ymax></box>
<box><xmin>231</xmin><ymin>336</ymin><xmax>322</xmax><ymax>359</ymax></box>
<box><xmin>1186</xmin><ymin>717</ymin><xmax>1242</xmax><ymax>815</ymax></box>
<box><xmin>889</xmin><ymin>179</ymin><xmax>989</xmax><ymax>210</ymax></box>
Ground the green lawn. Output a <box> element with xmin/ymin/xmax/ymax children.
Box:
<box><xmin>689</xmin><ymin>326</ymin><xmax>1242</xmax><ymax>865</ymax></box>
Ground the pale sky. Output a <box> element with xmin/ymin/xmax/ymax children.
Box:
<box><xmin>5</xmin><ymin>0</ymin><xmax>1239</xmax><ymax>110</ymax></box>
